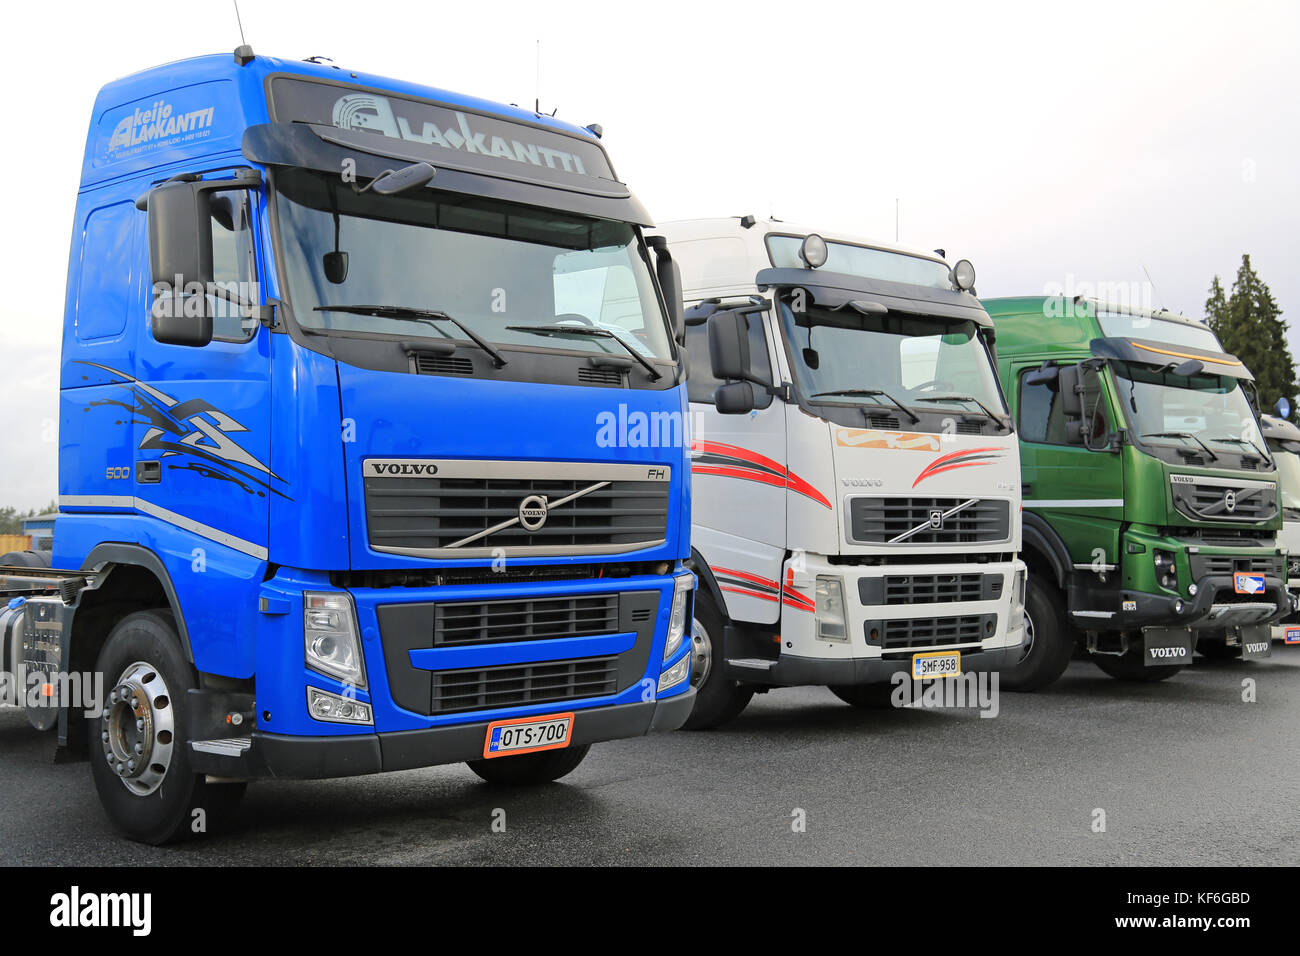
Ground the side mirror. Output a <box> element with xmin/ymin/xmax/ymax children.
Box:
<box><xmin>714</xmin><ymin>381</ymin><xmax>756</xmax><ymax>415</ymax></box>
<box><xmin>648</xmin><ymin>236</ymin><xmax>685</xmax><ymax>345</ymax></box>
<box><xmin>151</xmin><ymin>293</ymin><xmax>213</xmax><ymax>347</ymax></box>
<box><xmin>1024</xmin><ymin>361</ymin><xmax>1059</xmax><ymax>387</ymax></box>
<box><xmin>1058</xmin><ymin>364</ymin><xmax>1083</xmax><ymax>418</ymax></box>
<box><xmin>147</xmin><ymin>180</ymin><xmax>214</xmax><ymax>292</ymax></box>
<box><xmin>367</xmin><ymin>161</ymin><xmax>436</xmax><ymax>195</ymax></box>
<box><xmin>707</xmin><ymin>309</ymin><xmax>753</xmax><ymax>382</ymax></box>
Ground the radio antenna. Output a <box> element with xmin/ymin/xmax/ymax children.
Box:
<box><xmin>535</xmin><ymin>40</ymin><xmax>541</xmax><ymax>114</ymax></box>
<box><xmin>233</xmin><ymin>0</ymin><xmax>247</xmax><ymax>47</ymax></box>
<box><xmin>1141</xmin><ymin>262</ymin><xmax>1165</xmax><ymax>312</ymax></box>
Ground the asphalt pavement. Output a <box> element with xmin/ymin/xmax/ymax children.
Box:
<box><xmin>2</xmin><ymin>649</ymin><xmax>1297</xmax><ymax>866</ymax></box>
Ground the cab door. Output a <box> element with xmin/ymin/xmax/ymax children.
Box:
<box><xmin>686</xmin><ymin>306</ymin><xmax>787</xmax><ymax>625</ymax></box>
<box><xmin>1013</xmin><ymin>358</ymin><xmax>1125</xmax><ymax>570</ymax></box>
<box><xmin>131</xmin><ymin>172</ymin><xmax>276</xmax><ymax>562</ymax></box>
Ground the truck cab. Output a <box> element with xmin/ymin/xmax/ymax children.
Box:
<box><xmin>986</xmin><ymin>296</ymin><xmax>1285</xmax><ymax>684</ymax></box>
<box><xmin>656</xmin><ymin>218</ymin><xmax>1027</xmax><ymax>727</ymax></box>
<box><xmin>8</xmin><ymin>49</ymin><xmax>696</xmax><ymax>843</ymax></box>
<box><xmin>1258</xmin><ymin>413</ymin><xmax>1300</xmax><ymax>646</ymax></box>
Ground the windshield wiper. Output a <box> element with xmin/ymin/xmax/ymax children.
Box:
<box><xmin>1141</xmin><ymin>431</ymin><xmax>1219</xmax><ymax>462</ymax></box>
<box><xmin>914</xmin><ymin>394</ymin><xmax>1010</xmax><ymax>430</ymax></box>
<box><xmin>313</xmin><ymin>305</ymin><xmax>508</xmax><ymax>368</ymax></box>
<box><xmin>1209</xmin><ymin>435</ymin><xmax>1272</xmax><ymax>462</ymax></box>
<box><xmin>809</xmin><ymin>388</ymin><xmax>920</xmax><ymax>424</ymax></box>
<box><xmin>506</xmin><ymin>324</ymin><xmax>662</xmax><ymax>380</ymax></box>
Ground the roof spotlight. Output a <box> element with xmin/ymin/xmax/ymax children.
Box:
<box><xmin>952</xmin><ymin>259</ymin><xmax>976</xmax><ymax>291</ymax></box>
<box><xmin>800</xmin><ymin>234</ymin><xmax>829</xmax><ymax>269</ymax></box>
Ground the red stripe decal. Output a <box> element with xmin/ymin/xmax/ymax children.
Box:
<box><xmin>692</xmin><ymin>442</ymin><xmax>832</xmax><ymax>509</ymax></box>
<box><xmin>913</xmin><ymin>447</ymin><xmax>1003</xmax><ymax>488</ymax></box>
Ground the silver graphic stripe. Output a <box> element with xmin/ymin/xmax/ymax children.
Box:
<box><xmin>59</xmin><ymin>495</ymin><xmax>268</xmax><ymax>560</ymax></box>
<box><xmin>1024</xmin><ymin>499</ymin><xmax>1124</xmax><ymax>508</ymax></box>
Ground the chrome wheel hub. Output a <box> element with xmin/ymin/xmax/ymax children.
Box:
<box><xmin>690</xmin><ymin>618</ymin><xmax>712</xmax><ymax>688</ymax></box>
<box><xmin>100</xmin><ymin>661</ymin><xmax>174</xmax><ymax>796</ymax></box>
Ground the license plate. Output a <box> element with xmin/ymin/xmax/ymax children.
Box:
<box><xmin>1234</xmin><ymin>572</ymin><xmax>1265</xmax><ymax>595</ymax></box>
<box><xmin>912</xmin><ymin>650</ymin><xmax>961</xmax><ymax>679</ymax></box>
<box><xmin>482</xmin><ymin>713</ymin><xmax>573</xmax><ymax>759</ymax></box>
<box><xmin>1286</xmin><ymin>628</ymin><xmax>1300</xmax><ymax>645</ymax></box>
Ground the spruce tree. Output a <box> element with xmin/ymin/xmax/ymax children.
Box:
<box><xmin>1205</xmin><ymin>255</ymin><xmax>1297</xmax><ymax>419</ymax></box>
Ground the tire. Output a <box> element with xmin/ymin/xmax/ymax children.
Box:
<box><xmin>829</xmin><ymin>682</ymin><xmax>900</xmax><ymax>709</ymax></box>
<box><xmin>1195</xmin><ymin>636</ymin><xmax>1241</xmax><ymax>660</ymax></box>
<box><xmin>1000</xmin><ymin>575</ymin><xmax>1075</xmax><ymax>691</ymax></box>
<box><xmin>680</xmin><ymin>589</ymin><xmax>754</xmax><ymax>730</ymax></box>
<box><xmin>1090</xmin><ymin>644</ymin><xmax>1186</xmax><ymax>682</ymax></box>
<box><xmin>466</xmin><ymin>744</ymin><xmax>590</xmax><ymax>785</ymax></box>
<box><xmin>89</xmin><ymin>609</ymin><xmax>245</xmax><ymax>844</ymax></box>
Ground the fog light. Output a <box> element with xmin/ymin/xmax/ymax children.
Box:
<box><xmin>1008</xmin><ymin>569</ymin><xmax>1026</xmax><ymax>632</ymax></box>
<box><xmin>307</xmin><ymin>686</ymin><xmax>372</xmax><ymax>725</ymax></box>
<box><xmin>1187</xmin><ymin>583</ymin><xmax>1198</xmax><ymax>596</ymax></box>
<box><xmin>815</xmin><ymin>576</ymin><xmax>848</xmax><ymax>641</ymax></box>
<box><xmin>1174</xmin><ymin>599</ymin><xmax>1184</xmax><ymax>614</ymax></box>
<box><xmin>657</xmin><ymin>650</ymin><xmax>691</xmax><ymax>693</ymax></box>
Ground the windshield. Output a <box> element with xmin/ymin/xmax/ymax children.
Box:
<box><xmin>272</xmin><ymin>168</ymin><xmax>674</xmax><ymax>360</ymax></box>
<box><xmin>766</xmin><ymin>235</ymin><xmax>953</xmax><ymax>290</ymax></box>
<box><xmin>1275</xmin><ymin>451</ymin><xmax>1300</xmax><ymax>516</ymax></box>
<box><xmin>1111</xmin><ymin>362</ymin><xmax>1268</xmax><ymax>456</ymax></box>
<box><xmin>776</xmin><ymin>299</ymin><xmax>1006</xmax><ymax>423</ymax></box>
<box><xmin>1097</xmin><ymin>311</ymin><xmax>1223</xmax><ymax>352</ymax></box>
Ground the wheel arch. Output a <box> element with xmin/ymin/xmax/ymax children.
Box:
<box><xmin>75</xmin><ymin>544</ymin><xmax>194</xmax><ymax>665</ymax></box>
<box><xmin>1022</xmin><ymin>512</ymin><xmax>1071</xmax><ymax>590</ymax></box>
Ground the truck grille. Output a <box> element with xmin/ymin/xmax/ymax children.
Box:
<box><xmin>376</xmin><ymin>588</ymin><xmax>658</xmax><ymax>717</ymax></box>
<box><xmin>1171</xmin><ymin>477</ymin><xmax>1277</xmax><ymax>523</ymax></box>
<box><xmin>363</xmin><ymin>459</ymin><xmax>671</xmax><ymax>557</ymax></box>
<box><xmin>847</xmin><ymin>497</ymin><xmax>1011</xmax><ymax>545</ymax></box>
<box><xmin>1190</xmin><ymin>553</ymin><xmax>1283</xmax><ymax>578</ymax></box>
<box><xmin>430</xmin><ymin>657</ymin><xmax>620</xmax><ymax>714</ymax></box>
<box><xmin>434</xmin><ymin>595</ymin><xmax>619</xmax><ymax>646</ymax></box>
<box><xmin>881</xmin><ymin>573</ymin><xmax>986</xmax><ymax>604</ymax></box>
<box><xmin>870</xmin><ymin>613</ymin><xmax>992</xmax><ymax>650</ymax></box>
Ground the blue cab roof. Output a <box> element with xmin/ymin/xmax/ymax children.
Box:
<box><xmin>82</xmin><ymin>51</ymin><xmax>601</xmax><ymax>189</ymax></box>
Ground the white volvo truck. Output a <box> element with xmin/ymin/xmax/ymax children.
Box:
<box><xmin>656</xmin><ymin>218</ymin><xmax>1027</xmax><ymax>728</ymax></box>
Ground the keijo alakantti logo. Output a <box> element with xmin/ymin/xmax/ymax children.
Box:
<box><xmin>108</xmin><ymin>99</ymin><xmax>215</xmax><ymax>155</ymax></box>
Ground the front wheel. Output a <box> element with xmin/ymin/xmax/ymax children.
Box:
<box><xmin>680</xmin><ymin>590</ymin><xmax>754</xmax><ymax>730</ymax></box>
<box><xmin>1000</xmin><ymin>575</ymin><xmax>1075</xmax><ymax>691</ymax></box>
<box><xmin>89</xmin><ymin>610</ymin><xmax>245</xmax><ymax>844</ymax></box>
<box><xmin>466</xmin><ymin>744</ymin><xmax>590</xmax><ymax>785</ymax></box>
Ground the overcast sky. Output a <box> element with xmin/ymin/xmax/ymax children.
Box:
<box><xmin>2</xmin><ymin>0</ymin><xmax>1297</xmax><ymax>511</ymax></box>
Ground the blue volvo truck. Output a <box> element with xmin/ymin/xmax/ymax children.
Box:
<box><xmin>0</xmin><ymin>48</ymin><xmax>694</xmax><ymax>843</ymax></box>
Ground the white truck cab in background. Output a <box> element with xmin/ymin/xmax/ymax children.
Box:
<box><xmin>1259</xmin><ymin>413</ymin><xmax>1300</xmax><ymax>645</ymax></box>
<box><xmin>657</xmin><ymin>217</ymin><xmax>1028</xmax><ymax>728</ymax></box>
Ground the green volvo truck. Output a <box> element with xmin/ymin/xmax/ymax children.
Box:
<box><xmin>985</xmin><ymin>296</ymin><xmax>1286</xmax><ymax>688</ymax></box>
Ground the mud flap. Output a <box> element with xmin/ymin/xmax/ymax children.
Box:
<box><xmin>1142</xmin><ymin>627</ymin><xmax>1193</xmax><ymax>666</ymax></box>
<box><xmin>1239</xmin><ymin>625</ymin><xmax>1272</xmax><ymax>660</ymax></box>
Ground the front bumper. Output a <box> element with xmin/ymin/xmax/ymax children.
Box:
<box><xmin>192</xmin><ymin>689</ymin><xmax>695</xmax><ymax>780</ymax></box>
<box><xmin>735</xmin><ymin>644</ymin><xmax>1023</xmax><ymax>686</ymax></box>
<box><xmin>1089</xmin><ymin>574</ymin><xmax>1287</xmax><ymax>632</ymax></box>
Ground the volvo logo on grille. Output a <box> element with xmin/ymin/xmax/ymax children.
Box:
<box><xmin>518</xmin><ymin>494</ymin><xmax>549</xmax><ymax>531</ymax></box>
<box><xmin>1224</xmin><ymin>490</ymin><xmax>1237</xmax><ymax>513</ymax></box>
<box><xmin>929</xmin><ymin>508</ymin><xmax>945</xmax><ymax>529</ymax></box>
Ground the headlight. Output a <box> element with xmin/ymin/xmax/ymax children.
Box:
<box><xmin>657</xmin><ymin>650</ymin><xmax>691</xmax><ymax>693</ymax></box>
<box><xmin>307</xmin><ymin>686</ymin><xmax>373</xmax><ymax>725</ymax></box>
<box><xmin>304</xmin><ymin>591</ymin><xmax>366</xmax><ymax>688</ymax></box>
<box><xmin>664</xmin><ymin>573</ymin><xmax>694</xmax><ymax>661</ymax></box>
<box><xmin>952</xmin><ymin>259</ymin><xmax>976</xmax><ymax>291</ymax></box>
<box><xmin>815</xmin><ymin>575</ymin><xmax>848</xmax><ymax>642</ymax></box>
<box><xmin>1153</xmin><ymin>550</ymin><xmax>1177</xmax><ymax>591</ymax></box>
<box><xmin>1008</xmin><ymin>569</ymin><xmax>1026</xmax><ymax>631</ymax></box>
<box><xmin>800</xmin><ymin>234</ymin><xmax>829</xmax><ymax>269</ymax></box>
